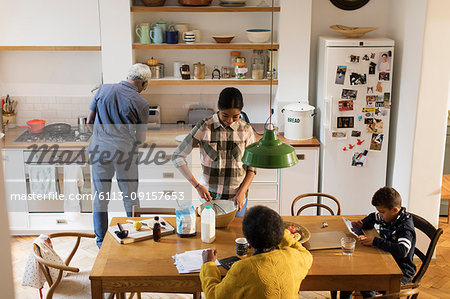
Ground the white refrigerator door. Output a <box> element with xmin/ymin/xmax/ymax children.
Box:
<box><xmin>320</xmin><ymin>46</ymin><xmax>393</xmax><ymax>215</ymax></box>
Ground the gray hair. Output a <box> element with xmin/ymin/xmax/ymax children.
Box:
<box><xmin>127</xmin><ymin>63</ymin><xmax>151</xmax><ymax>82</ymax></box>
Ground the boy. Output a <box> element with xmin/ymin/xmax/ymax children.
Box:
<box><xmin>340</xmin><ymin>187</ymin><xmax>416</xmax><ymax>299</ymax></box>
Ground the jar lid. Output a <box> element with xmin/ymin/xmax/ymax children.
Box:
<box><xmin>235</xmin><ymin>62</ymin><xmax>246</xmax><ymax>67</ymax></box>
<box><xmin>283</xmin><ymin>102</ymin><xmax>315</xmax><ymax>112</ymax></box>
<box><xmin>205</xmin><ymin>205</ymin><xmax>212</xmax><ymax>209</ymax></box>
<box><xmin>230</xmin><ymin>51</ymin><xmax>241</xmax><ymax>56</ymax></box>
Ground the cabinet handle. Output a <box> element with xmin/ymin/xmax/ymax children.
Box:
<box><xmin>163</xmin><ymin>172</ymin><xmax>175</xmax><ymax>179</ymax></box>
<box><xmin>296</xmin><ymin>154</ymin><xmax>305</xmax><ymax>160</ymax></box>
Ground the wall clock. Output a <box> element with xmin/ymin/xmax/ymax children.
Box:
<box><xmin>330</xmin><ymin>0</ymin><xmax>370</xmax><ymax>10</ymax></box>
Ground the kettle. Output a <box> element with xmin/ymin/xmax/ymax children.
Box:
<box><xmin>150</xmin><ymin>24</ymin><xmax>164</xmax><ymax>44</ymax></box>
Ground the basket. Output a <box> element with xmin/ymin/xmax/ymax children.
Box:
<box><xmin>284</xmin><ymin>221</ymin><xmax>311</xmax><ymax>244</ymax></box>
<box><xmin>329</xmin><ymin>25</ymin><xmax>377</xmax><ymax>38</ymax></box>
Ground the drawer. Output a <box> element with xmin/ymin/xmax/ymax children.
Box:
<box><xmin>138</xmin><ymin>165</ymin><xmax>185</xmax><ymax>181</ymax></box>
<box><xmin>246</xmin><ymin>200</ymin><xmax>279</xmax><ymax>212</ymax></box>
<box><xmin>253</xmin><ymin>168</ymin><xmax>278</xmax><ymax>183</ymax></box>
<box><xmin>139</xmin><ymin>147</ymin><xmax>192</xmax><ymax>167</ymax></box>
<box><xmin>248</xmin><ymin>183</ymin><xmax>278</xmax><ymax>201</ymax></box>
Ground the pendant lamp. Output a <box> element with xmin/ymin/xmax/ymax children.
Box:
<box><xmin>242</xmin><ymin>0</ymin><xmax>298</xmax><ymax>169</ymax></box>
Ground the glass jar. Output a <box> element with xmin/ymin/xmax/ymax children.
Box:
<box><xmin>193</xmin><ymin>62</ymin><xmax>205</xmax><ymax>79</ymax></box>
<box><xmin>267</xmin><ymin>49</ymin><xmax>278</xmax><ymax>79</ymax></box>
<box><xmin>230</xmin><ymin>51</ymin><xmax>241</xmax><ymax>77</ymax></box>
<box><xmin>235</xmin><ymin>57</ymin><xmax>247</xmax><ymax>79</ymax></box>
<box><xmin>251</xmin><ymin>50</ymin><xmax>266</xmax><ymax>79</ymax></box>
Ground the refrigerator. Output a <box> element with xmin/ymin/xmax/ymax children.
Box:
<box><xmin>316</xmin><ymin>36</ymin><xmax>395</xmax><ymax>215</ymax></box>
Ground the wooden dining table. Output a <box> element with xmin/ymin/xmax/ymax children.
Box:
<box><xmin>89</xmin><ymin>215</ymin><xmax>402</xmax><ymax>298</ymax></box>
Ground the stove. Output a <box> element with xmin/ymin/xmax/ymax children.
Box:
<box><xmin>14</xmin><ymin>128</ymin><xmax>91</xmax><ymax>143</ymax></box>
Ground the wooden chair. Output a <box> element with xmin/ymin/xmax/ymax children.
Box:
<box><xmin>32</xmin><ymin>232</ymin><xmax>95</xmax><ymax>299</ymax></box>
<box><xmin>368</xmin><ymin>287</ymin><xmax>420</xmax><ymax>298</ymax></box>
<box><xmin>131</xmin><ymin>206</ymin><xmax>176</xmax><ymax>217</ymax></box>
<box><xmin>290</xmin><ymin>192</ymin><xmax>341</xmax><ymax>216</ymax></box>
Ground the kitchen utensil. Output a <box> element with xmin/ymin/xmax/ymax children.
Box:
<box><xmin>115</xmin><ymin>223</ymin><xmax>129</xmax><ymax>239</ymax></box>
<box><xmin>180</xmin><ymin>64</ymin><xmax>191</xmax><ymax>80</ymax></box>
<box><xmin>19</xmin><ymin>119</ymin><xmax>46</xmax><ymax>133</ymax></box>
<box><xmin>136</xmin><ymin>23</ymin><xmax>151</xmax><ymax>44</ymax></box>
<box><xmin>78</xmin><ymin>116</ymin><xmax>88</xmax><ymax>133</ymax></box>
<box><xmin>150</xmin><ymin>24</ymin><xmax>164</xmax><ymax>44</ymax></box>
<box><xmin>197</xmin><ymin>200</ymin><xmax>237</xmax><ymax>228</ymax></box>
<box><xmin>2</xmin><ymin>113</ymin><xmax>16</xmax><ymax>129</ymax></box>
<box><xmin>142</xmin><ymin>0</ymin><xmax>166</xmax><ymax>6</ymax></box>
<box><xmin>148</xmin><ymin>63</ymin><xmax>165</xmax><ymax>79</ymax></box>
<box><xmin>44</xmin><ymin>123</ymin><xmax>72</xmax><ymax>134</ymax></box>
<box><xmin>246</xmin><ymin>29</ymin><xmax>271</xmax><ymax>43</ymax></box>
<box><xmin>212</xmin><ymin>35</ymin><xmax>235</xmax><ymax>43</ymax></box>
<box><xmin>193</xmin><ymin>62</ymin><xmax>205</xmax><ymax>79</ymax></box>
<box><xmin>188</xmin><ymin>108</ymin><xmax>214</xmax><ymax>124</ymax></box>
<box><xmin>178</xmin><ymin>0</ymin><xmax>212</xmax><ymax>6</ymax></box>
<box><xmin>329</xmin><ymin>25</ymin><xmax>377</xmax><ymax>38</ymax></box>
<box><xmin>183</xmin><ymin>31</ymin><xmax>196</xmax><ymax>44</ymax></box>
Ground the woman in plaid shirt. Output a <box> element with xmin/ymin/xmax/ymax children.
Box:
<box><xmin>172</xmin><ymin>87</ymin><xmax>256</xmax><ymax>215</ymax></box>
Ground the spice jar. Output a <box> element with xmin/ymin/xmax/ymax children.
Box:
<box><xmin>193</xmin><ymin>62</ymin><xmax>205</xmax><ymax>79</ymax></box>
<box><xmin>230</xmin><ymin>51</ymin><xmax>241</xmax><ymax>77</ymax></box>
<box><xmin>234</xmin><ymin>57</ymin><xmax>247</xmax><ymax>79</ymax></box>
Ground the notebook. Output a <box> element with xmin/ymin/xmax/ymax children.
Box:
<box><xmin>306</xmin><ymin>231</ymin><xmax>348</xmax><ymax>250</ymax></box>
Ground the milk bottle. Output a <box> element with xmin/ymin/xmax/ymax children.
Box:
<box><xmin>201</xmin><ymin>205</ymin><xmax>216</xmax><ymax>243</ymax></box>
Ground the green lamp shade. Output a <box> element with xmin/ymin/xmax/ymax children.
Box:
<box><xmin>242</xmin><ymin>128</ymin><xmax>299</xmax><ymax>169</ymax></box>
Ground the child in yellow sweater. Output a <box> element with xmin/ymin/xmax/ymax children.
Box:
<box><xmin>200</xmin><ymin>205</ymin><xmax>313</xmax><ymax>299</ymax></box>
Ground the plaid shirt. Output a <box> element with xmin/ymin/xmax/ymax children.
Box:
<box><xmin>172</xmin><ymin>113</ymin><xmax>256</xmax><ymax>200</ymax></box>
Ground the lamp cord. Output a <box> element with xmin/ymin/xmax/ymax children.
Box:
<box><xmin>268</xmin><ymin>0</ymin><xmax>274</xmax><ymax>127</ymax></box>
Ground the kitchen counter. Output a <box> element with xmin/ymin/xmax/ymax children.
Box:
<box><xmin>1</xmin><ymin>124</ymin><xmax>320</xmax><ymax>149</ymax></box>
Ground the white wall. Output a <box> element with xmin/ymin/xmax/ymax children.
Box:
<box><xmin>408</xmin><ymin>0</ymin><xmax>450</xmax><ymax>226</ymax></box>
<box><xmin>386</xmin><ymin>0</ymin><xmax>427</xmax><ymax>209</ymax></box>
<box><xmin>0</xmin><ymin>151</ymin><xmax>15</xmax><ymax>299</ymax></box>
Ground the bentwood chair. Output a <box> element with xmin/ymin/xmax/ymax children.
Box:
<box><xmin>32</xmin><ymin>232</ymin><xmax>96</xmax><ymax>299</ymax></box>
<box><xmin>131</xmin><ymin>206</ymin><xmax>176</xmax><ymax>217</ymax></box>
<box><xmin>368</xmin><ymin>286</ymin><xmax>420</xmax><ymax>298</ymax></box>
<box><xmin>290</xmin><ymin>192</ymin><xmax>341</xmax><ymax>216</ymax></box>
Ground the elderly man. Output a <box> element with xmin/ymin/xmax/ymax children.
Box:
<box><xmin>87</xmin><ymin>63</ymin><xmax>150</xmax><ymax>248</ymax></box>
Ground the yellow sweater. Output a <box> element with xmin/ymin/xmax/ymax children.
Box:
<box><xmin>200</xmin><ymin>230</ymin><xmax>313</xmax><ymax>299</ymax></box>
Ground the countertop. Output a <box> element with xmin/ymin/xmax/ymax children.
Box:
<box><xmin>1</xmin><ymin>124</ymin><xmax>320</xmax><ymax>149</ymax></box>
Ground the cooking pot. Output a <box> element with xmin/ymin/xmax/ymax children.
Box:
<box><xmin>20</xmin><ymin>119</ymin><xmax>46</xmax><ymax>133</ymax></box>
<box><xmin>281</xmin><ymin>102</ymin><xmax>315</xmax><ymax>140</ymax></box>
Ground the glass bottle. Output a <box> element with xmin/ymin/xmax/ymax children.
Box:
<box><xmin>153</xmin><ymin>216</ymin><xmax>161</xmax><ymax>242</ymax></box>
<box><xmin>267</xmin><ymin>49</ymin><xmax>278</xmax><ymax>79</ymax></box>
<box><xmin>235</xmin><ymin>57</ymin><xmax>247</xmax><ymax>79</ymax></box>
<box><xmin>251</xmin><ymin>50</ymin><xmax>266</xmax><ymax>79</ymax></box>
<box><xmin>230</xmin><ymin>51</ymin><xmax>241</xmax><ymax>77</ymax></box>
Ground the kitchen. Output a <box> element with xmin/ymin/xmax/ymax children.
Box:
<box><xmin>0</xmin><ymin>0</ymin><xmax>449</xmax><ymax>298</ymax></box>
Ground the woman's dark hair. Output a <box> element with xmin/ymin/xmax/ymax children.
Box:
<box><xmin>242</xmin><ymin>205</ymin><xmax>285</xmax><ymax>250</ymax></box>
<box><xmin>218</xmin><ymin>87</ymin><xmax>244</xmax><ymax>110</ymax></box>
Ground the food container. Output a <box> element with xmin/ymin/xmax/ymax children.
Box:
<box><xmin>281</xmin><ymin>102</ymin><xmax>315</xmax><ymax>140</ymax></box>
<box><xmin>149</xmin><ymin>63</ymin><xmax>164</xmax><ymax>79</ymax></box>
<box><xmin>20</xmin><ymin>119</ymin><xmax>46</xmax><ymax>133</ymax></box>
<box><xmin>193</xmin><ymin>62</ymin><xmax>205</xmax><ymax>79</ymax></box>
<box><xmin>178</xmin><ymin>0</ymin><xmax>212</xmax><ymax>6</ymax></box>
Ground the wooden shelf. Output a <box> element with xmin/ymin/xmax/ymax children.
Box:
<box><xmin>133</xmin><ymin>43</ymin><xmax>279</xmax><ymax>50</ymax></box>
<box><xmin>130</xmin><ymin>6</ymin><xmax>280</xmax><ymax>13</ymax></box>
<box><xmin>148</xmin><ymin>77</ymin><xmax>278</xmax><ymax>85</ymax></box>
<box><xmin>0</xmin><ymin>46</ymin><xmax>101</xmax><ymax>51</ymax></box>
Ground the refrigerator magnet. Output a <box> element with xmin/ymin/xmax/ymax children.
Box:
<box><xmin>331</xmin><ymin>131</ymin><xmax>347</xmax><ymax>139</ymax></box>
<box><xmin>341</xmin><ymin>89</ymin><xmax>357</xmax><ymax>100</ymax></box>
<box><xmin>351</xmin><ymin>130</ymin><xmax>361</xmax><ymax>137</ymax></box>
<box><xmin>351</xmin><ymin>150</ymin><xmax>368</xmax><ymax>167</ymax></box>
<box><xmin>366</xmin><ymin>96</ymin><xmax>376</xmax><ymax>107</ymax></box>
<box><xmin>362</xmin><ymin>54</ymin><xmax>370</xmax><ymax>61</ymax></box>
<box><xmin>350</xmin><ymin>72</ymin><xmax>367</xmax><ymax>85</ymax></box>
<box><xmin>335</xmin><ymin>66</ymin><xmax>347</xmax><ymax>85</ymax></box>
<box><xmin>350</xmin><ymin>55</ymin><xmax>360</xmax><ymax>63</ymax></box>
<box><xmin>378</xmin><ymin>52</ymin><xmax>391</xmax><ymax>72</ymax></box>
<box><xmin>366</xmin><ymin>120</ymin><xmax>383</xmax><ymax>134</ymax></box>
<box><xmin>376</xmin><ymin>82</ymin><xmax>383</xmax><ymax>92</ymax></box>
<box><xmin>375</xmin><ymin>101</ymin><xmax>384</xmax><ymax>107</ymax></box>
<box><xmin>364</xmin><ymin>118</ymin><xmax>374</xmax><ymax>124</ymax></box>
<box><xmin>370</xmin><ymin>53</ymin><xmax>376</xmax><ymax>59</ymax></box>
<box><xmin>369</xmin><ymin>62</ymin><xmax>377</xmax><ymax>75</ymax></box>
<box><xmin>383</xmin><ymin>92</ymin><xmax>391</xmax><ymax>109</ymax></box>
<box><xmin>370</xmin><ymin>134</ymin><xmax>384</xmax><ymax>151</ymax></box>
<box><xmin>348</xmin><ymin>144</ymin><xmax>356</xmax><ymax>149</ymax></box>
<box><xmin>362</xmin><ymin>107</ymin><xmax>375</xmax><ymax>113</ymax></box>
<box><xmin>379</xmin><ymin>72</ymin><xmax>390</xmax><ymax>81</ymax></box>
<box><xmin>367</xmin><ymin>86</ymin><xmax>374</xmax><ymax>94</ymax></box>
<box><xmin>357</xmin><ymin>139</ymin><xmax>365</xmax><ymax>145</ymax></box>
<box><xmin>339</xmin><ymin>100</ymin><xmax>354</xmax><ymax>111</ymax></box>
<box><xmin>337</xmin><ymin>116</ymin><xmax>354</xmax><ymax>128</ymax></box>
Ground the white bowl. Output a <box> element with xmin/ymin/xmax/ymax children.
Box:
<box><xmin>246</xmin><ymin>29</ymin><xmax>271</xmax><ymax>43</ymax></box>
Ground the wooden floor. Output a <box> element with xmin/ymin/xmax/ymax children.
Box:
<box><xmin>12</xmin><ymin>219</ymin><xmax>450</xmax><ymax>299</ymax></box>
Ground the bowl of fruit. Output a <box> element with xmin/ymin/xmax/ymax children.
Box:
<box><xmin>284</xmin><ymin>221</ymin><xmax>311</xmax><ymax>244</ymax></box>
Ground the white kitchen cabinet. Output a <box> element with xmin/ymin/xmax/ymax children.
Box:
<box><xmin>279</xmin><ymin>148</ymin><xmax>319</xmax><ymax>216</ymax></box>
<box><xmin>2</xmin><ymin>149</ymin><xmax>28</xmax><ymax>230</ymax></box>
<box><xmin>0</xmin><ymin>0</ymin><xmax>100</xmax><ymax>47</ymax></box>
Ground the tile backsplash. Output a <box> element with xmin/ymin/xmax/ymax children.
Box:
<box><xmin>10</xmin><ymin>93</ymin><xmax>270</xmax><ymax>126</ymax></box>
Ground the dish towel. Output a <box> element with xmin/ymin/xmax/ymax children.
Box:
<box><xmin>22</xmin><ymin>234</ymin><xmax>65</xmax><ymax>296</ymax></box>
<box><xmin>63</xmin><ymin>165</ymin><xmax>84</xmax><ymax>220</ymax></box>
<box><xmin>28</xmin><ymin>165</ymin><xmax>58</xmax><ymax>199</ymax></box>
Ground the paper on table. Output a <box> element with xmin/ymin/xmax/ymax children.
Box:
<box><xmin>173</xmin><ymin>249</ymin><xmax>221</xmax><ymax>274</ymax></box>
<box><xmin>343</xmin><ymin>217</ymin><xmax>365</xmax><ymax>237</ymax></box>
